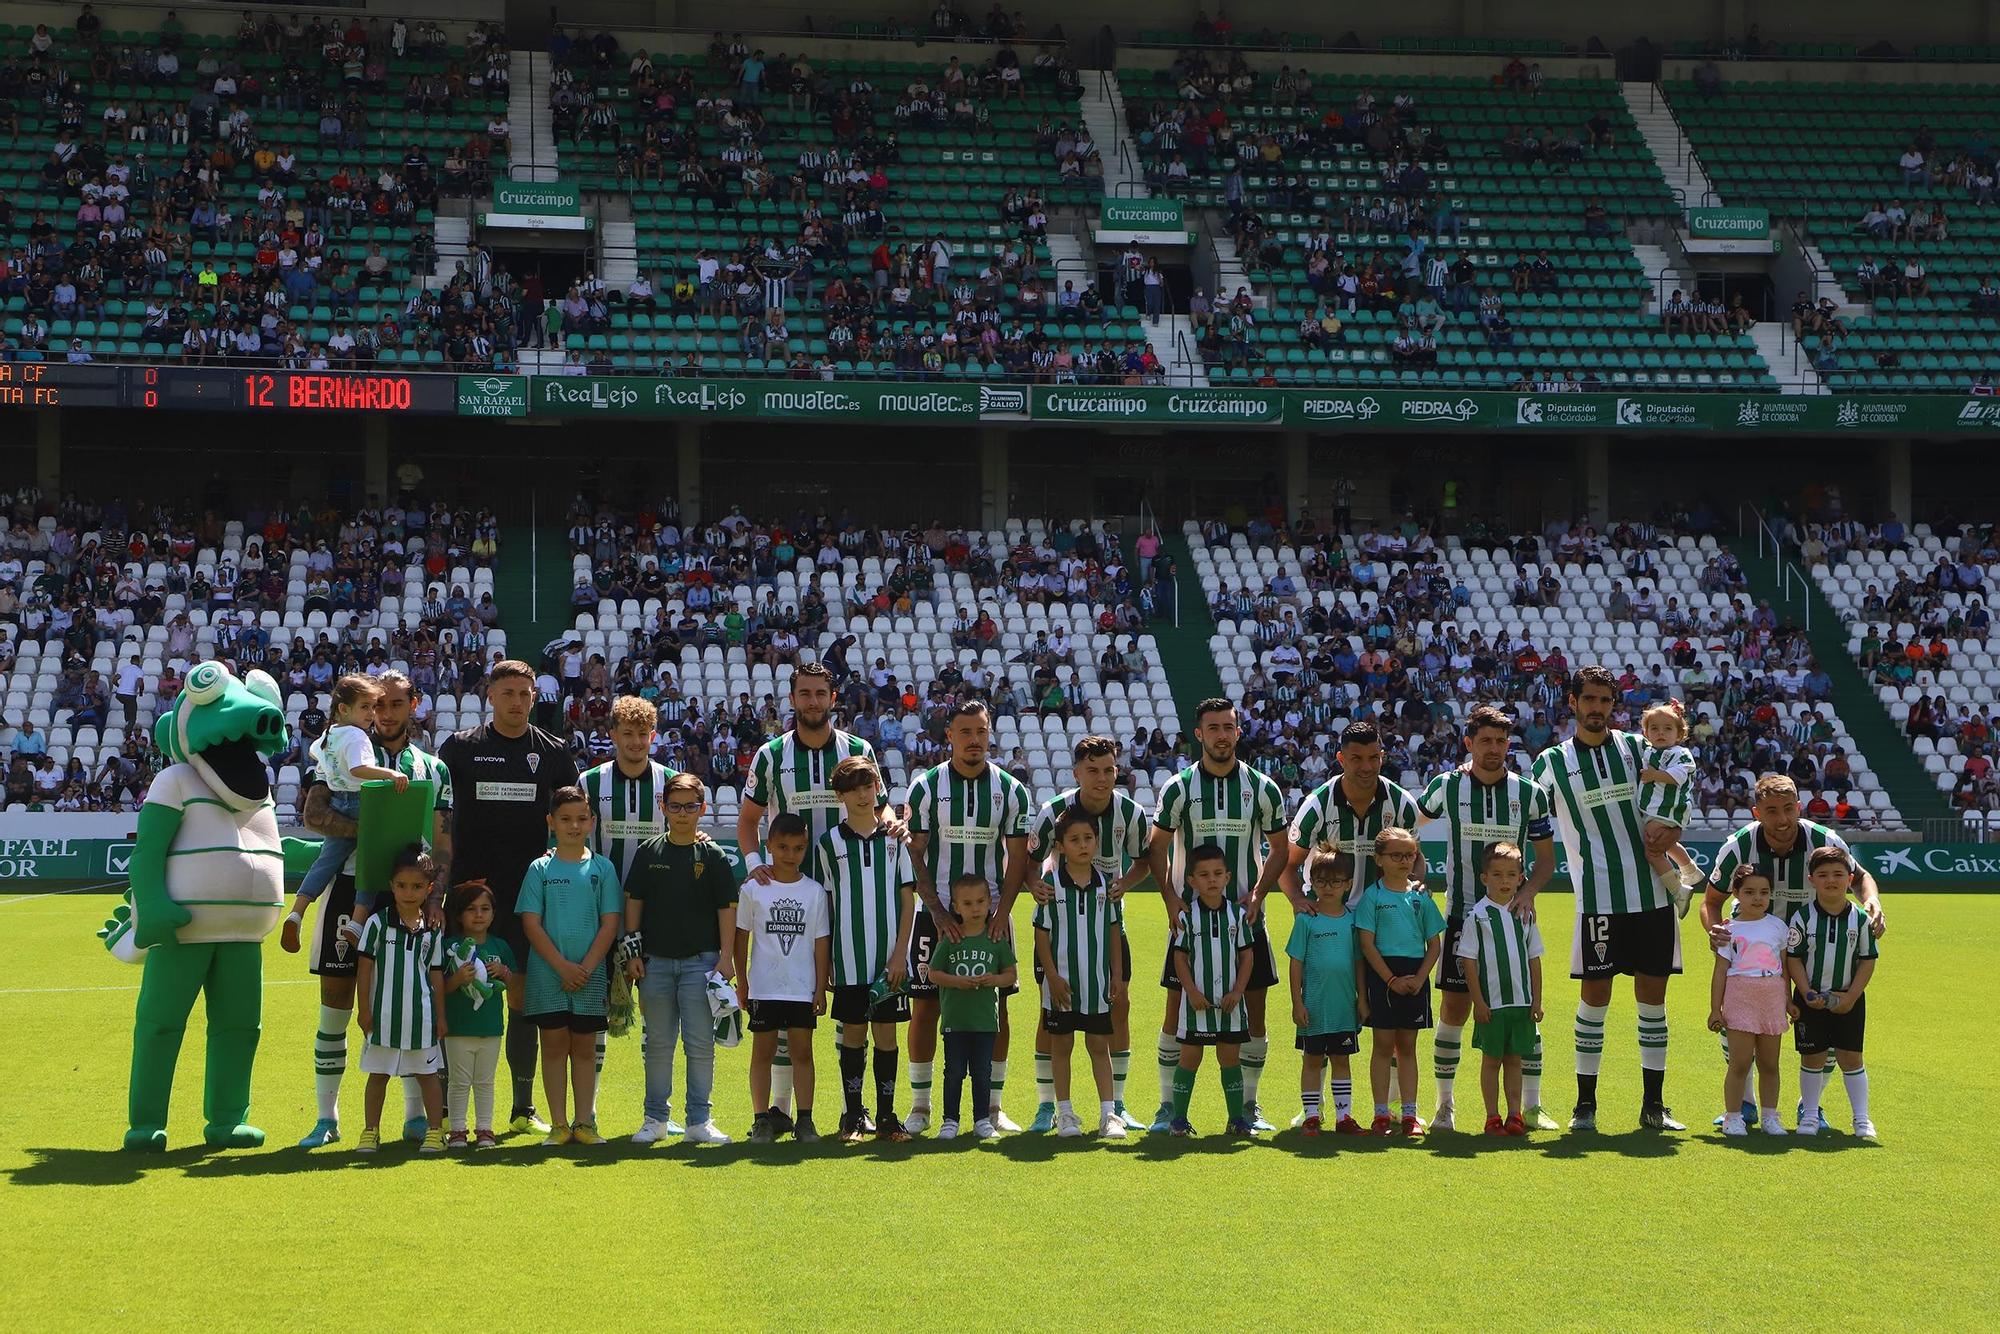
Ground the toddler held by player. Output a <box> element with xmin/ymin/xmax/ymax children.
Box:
<box><xmin>1638</xmin><ymin>700</ymin><xmax>1702</xmax><ymax>918</ymax></box>
<box><xmin>284</xmin><ymin>675</ymin><xmax>411</xmax><ymax>949</ymax></box>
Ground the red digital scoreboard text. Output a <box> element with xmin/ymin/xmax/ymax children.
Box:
<box><xmin>252</xmin><ymin>373</ymin><xmax>419</xmax><ymax>410</ymax></box>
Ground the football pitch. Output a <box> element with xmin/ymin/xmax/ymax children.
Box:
<box><xmin>2</xmin><ymin>890</ymin><xmax>1993</xmax><ymax>1330</ymax></box>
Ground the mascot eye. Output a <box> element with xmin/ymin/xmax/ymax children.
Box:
<box><xmin>185</xmin><ymin>662</ymin><xmax>229</xmax><ymax>705</ymax></box>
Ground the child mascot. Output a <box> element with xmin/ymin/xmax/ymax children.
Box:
<box><xmin>98</xmin><ymin>661</ymin><xmax>311</xmax><ymax>1151</ymax></box>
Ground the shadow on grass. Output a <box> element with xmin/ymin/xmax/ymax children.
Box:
<box><xmin>7</xmin><ymin>1125</ymin><xmax>1882</xmax><ymax>1184</ymax></box>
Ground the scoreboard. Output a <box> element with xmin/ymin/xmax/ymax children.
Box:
<box><xmin>0</xmin><ymin>364</ymin><xmax>461</xmax><ymax>413</ymax></box>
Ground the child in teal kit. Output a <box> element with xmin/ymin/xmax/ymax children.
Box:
<box><xmin>1286</xmin><ymin>853</ymin><xmax>1366</xmax><ymax>1135</ymax></box>
<box><xmin>519</xmin><ymin>785</ymin><xmax>623</xmax><ymax>1146</ymax></box>
<box><xmin>1355</xmin><ymin>825</ymin><xmax>1446</xmax><ymax>1136</ymax></box>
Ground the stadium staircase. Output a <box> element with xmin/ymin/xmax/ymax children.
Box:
<box><xmin>509</xmin><ymin>51</ymin><xmax>560</xmax><ymax>183</ymax></box>
<box><xmin>497</xmin><ymin>519</ymin><xmax>579</xmax><ymax>669</ymax></box>
<box><xmin>1719</xmin><ymin>531</ymin><xmax>1948</xmax><ymax>825</ymax></box>
<box><xmin>428</xmin><ymin>215</ymin><xmax>472</xmax><ymax>287</ymax></box>
<box><xmin>1152</xmin><ymin>533</ymin><xmax>1226</xmax><ymax>725</ymax></box>
<box><xmin>1078</xmin><ymin>74</ymin><xmax>1146</xmax><ymax>199</ymax></box>
<box><xmin>1621</xmin><ymin>82</ymin><xmax>1717</xmax><ymax>212</ymax></box>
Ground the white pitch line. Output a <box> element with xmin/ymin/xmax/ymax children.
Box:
<box><xmin>0</xmin><ymin>979</ymin><xmax>319</xmax><ymax>997</ymax></box>
<box><xmin>0</xmin><ymin>881</ymin><xmax>126</xmax><ymax>906</ymax></box>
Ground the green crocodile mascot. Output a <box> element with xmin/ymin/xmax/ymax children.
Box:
<box><xmin>96</xmin><ymin>661</ymin><xmax>317</xmax><ymax>1151</ymax></box>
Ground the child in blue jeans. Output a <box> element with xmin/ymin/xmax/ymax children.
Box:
<box><xmin>291</xmin><ymin>675</ymin><xmax>409</xmax><ymax>916</ymax></box>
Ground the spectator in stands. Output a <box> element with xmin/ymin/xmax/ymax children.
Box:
<box><xmin>1900</xmin><ymin>143</ymin><xmax>1933</xmax><ymax>189</ymax></box>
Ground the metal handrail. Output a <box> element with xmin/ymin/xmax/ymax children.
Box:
<box><xmin>1741</xmin><ymin>503</ymin><xmax>1816</xmax><ymax>632</ymax></box>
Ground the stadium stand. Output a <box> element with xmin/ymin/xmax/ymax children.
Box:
<box><xmin>1800</xmin><ymin>515</ymin><xmax>2000</xmax><ymax>829</ymax></box>
<box><xmin>0</xmin><ymin>13</ymin><xmax>513</xmax><ymax>368</ymax></box>
<box><xmin>0</xmin><ymin>492</ymin><xmax>505</xmax><ymax>815</ymax></box>
<box><xmin>1666</xmin><ymin>77</ymin><xmax>2000</xmax><ymax>392</ymax></box>
<box><xmin>1188</xmin><ymin>514</ymin><xmax>1902</xmax><ymax>827</ymax></box>
<box><xmin>540</xmin><ymin>32</ymin><xmax>1115</xmax><ymax>378</ymax></box>
<box><xmin>1123</xmin><ymin>53</ymin><xmax>1775</xmax><ymax>388</ymax></box>
<box><xmin>557</xmin><ymin>502</ymin><xmax>1178</xmax><ymax>820</ymax></box>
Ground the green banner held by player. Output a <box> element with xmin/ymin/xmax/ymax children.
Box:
<box><xmin>356</xmin><ymin>779</ymin><xmax>436</xmax><ymax>896</ymax></box>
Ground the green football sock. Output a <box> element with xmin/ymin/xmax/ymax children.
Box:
<box><xmin>1222</xmin><ymin>1066</ymin><xmax>1245</xmax><ymax>1122</ymax></box>
<box><xmin>1171</xmin><ymin>1067</ymin><xmax>1196</xmax><ymax>1120</ymax></box>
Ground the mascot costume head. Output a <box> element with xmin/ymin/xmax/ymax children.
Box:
<box><xmin>98</xmin><ymin>661</ymin><xmax>302</xmax><ymax>1151</ymax></box>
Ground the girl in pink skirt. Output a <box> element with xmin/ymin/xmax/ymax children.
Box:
<box><xmin>1708</xmin><ymin>866</ymin><xmax>1795</xmax><ymax>1137</ymax></box>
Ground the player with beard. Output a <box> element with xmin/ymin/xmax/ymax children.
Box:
<box><xmin>903</xmin><ymin>700</ymin><xmax>1033</xmax><ymax>1135</ymax></box>
<box><xmin>437</xmin><ymin>660</ymin><xmax>579</xmax><ymax>1135</ymax></box>
<box><xmin>737</xmin><ymin>661</ymin><xmax>887</xmax><ymax>1135</ymax></box>
<box><xmin>1024</xmin><ymin>735</ymin><xmax>1152</xmax><ymax>1132</ymax></box>
<box><xmin>286</xmin><ymin>670</ymin><xmax>453</xmax><ymax>1147</ymax></box>
<box><xmin>1532</xmin><ymin>666</ymin><xmax>1683</xmax><ymax>1132</ymax></box>
<box><xmin>1415</xmin><ymin>705</ymin><xmax>1558</xmax><ymax>1130</ymax></box>
<box><xmin>1143</xmin><ymin>699</ymin><xmax>1290</xmax><ymax>1134</ymax></box>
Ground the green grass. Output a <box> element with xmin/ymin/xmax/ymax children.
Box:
<box><xmin>2</xmin><ymin>890</ymin><xmax>1995</xmax><ymax>1329</ymax></box>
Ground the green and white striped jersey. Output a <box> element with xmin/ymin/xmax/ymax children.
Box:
<box><xmin>1027</xmin><ymin>787</ymin><xmax>1150</xmax><ymax>880</ymax></box>
<box><xmin>811</xmin><ymin>820</ymin><xmax>916</xmax><ymax>986</ymax></box>
<box><xmin>1531</xmin><ymin>730</ymin><xmax>1661</xmax><ymax>916</ymax></box>
<box><xmin>580</xmin><ymin>759</ymin><xmax>678</xmax><ymax>882</ymax></box>
<box><xmin>745</xmin><ymin>728</ymin><xmax>883</xmax><ymax>850</ymax></box>
<box><xmin>1173</xmin><ymin>897</ymin><xmax>1251</xmax><ymax>1035</ymax></box>
<box><xmin>1290</xmin><ymin>776</ymin><xmax>1423</xmax><ymax>907</ymax></box>
<box><xmin>1033</xmin><ymin>865</ymin><xmax>1124</xmax><ymax>1015</ymax></box>
<box><xmin>357</xmin><ymin>912</ymin><xmax>444</xmax><ymax>1050</ymax></box>
<box><xmin>1153</xmin><ymin>760</ymin><xmax>1287</xmax><ymax>908</ymax></box>
<box><xmin>1708</xmin><ymin>819</ymin><xmax>1856</xmax><ymax>915</ymax></box>
<box><xmin>1454</xmin><ymin>896</ymin><xmax>1544</xmax><ymax>1008</ymax></box>
<box><xmin>337</xmin><ymin>739</ymin><xmax>453</xmax><ymax>879</ymax></box>
<box><xmin>1637</xmin><ymin>743</ymin><xmax>1695</xmax><ymax>827</ymax></box>
<box><xmin>905</xmin><ymin>761</ymin><xmax>1033</xmax><ymax>909</ymax></box>
<box><xmin>1787</xmin><ymin>897</ymin><xmax>1879</xmax><ymax>992</ymax></box>
<box><xmin>1417</xmin><ymin>770</ymin><xmax>1554</xmax><ymax>918</ymax></box>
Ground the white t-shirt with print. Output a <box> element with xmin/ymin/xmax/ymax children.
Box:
<box><xmin>310</xmin><ymin>723</ymin><xmax>375</xmax><ymax>794</ymax></box>
<box><xmin>736</xmin><ymin>875</ymin><xmax>830</xmax><ymax>1003</ymax></box>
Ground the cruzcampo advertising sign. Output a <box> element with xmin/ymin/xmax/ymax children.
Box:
<box><xmin>1097</xmin><ymin>198</ymin><xmax>1187</xmax><ymax>242</ymax></box>
<box><xmin>1688</xmin><ymin>206</ymin><xmax>1770</xmax><ymax>239</ymax></box>
<box><xmin>491</xmin><ymin>181</ymin><xmax>582</xmax><ymax>215</ymax></box>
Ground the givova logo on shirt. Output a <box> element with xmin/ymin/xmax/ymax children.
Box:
<box><xmin>766</xmin><ymin>898</ymin><xmax>811</xmax><ymax>955</ymax></box>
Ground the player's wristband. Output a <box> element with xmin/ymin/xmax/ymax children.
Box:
<box><xmin>742</xmin><ymin>850</ymin><xmax>766</xmax><ymax>873</ymax></box>
<box><xmin>286</xmin><ymin>911</ymin><xmax>303</xmax><ymax>925</ymax></box>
